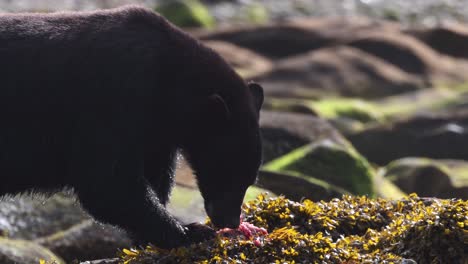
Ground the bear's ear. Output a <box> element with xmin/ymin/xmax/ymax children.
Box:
<box><xmin>248</xmin><ymin>82</ymin><xmax>264</xmax><ymax>112</ymax></box>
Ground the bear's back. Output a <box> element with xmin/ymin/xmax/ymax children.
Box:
<box><xmin>0</xmin><ymin>7</ymin><xmax>174</xmax><ymax>190</ymax></box>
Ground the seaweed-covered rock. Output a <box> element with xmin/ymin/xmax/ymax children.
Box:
<box><xmin>382</xmin><ymin>157</ymin><xmax>468</xmax><ymax>199</ymax></box>
<box><xmin>259</xmin><ymin>111</ymin><xmax>348</xmax><ymax>162</ymax></box>
<box><xmin>263</xmin><ymin>140</ymin><xmax>375</xmax><ymax>197</ymax></box>
<box><xmin>349</xmin><ymin>110</ymin><xmax>468</xmax><ymax>165</ymax></box>
<box><xmin>155</xmin><ymin>0</ymin><xmax>214</xmax><ymax>28</ymax></box>
<box><xmin>254</xmin><ymin>46</ymin><xmax>423</xmax><ymax>99</ymax></box>
<box><xmin>202</xmin><ymin>40</ymin><xmax>272</xmax><ymax>78</ymax></box>
<box><xmin>0</xmin><ymin>237</ymin><xmax>64</xmax><ymax>264</ymax></box>
<box><xmin>121</xmin><ymin>194</ymin><xmax>467</xmax><ymax>264</ymax></box>
<box><xmin>311</xmin><ymin>98</ymin><xmax>384</xmax><ymax>124</ymax></box>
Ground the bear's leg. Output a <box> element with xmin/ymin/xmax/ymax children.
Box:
<box><xmin>69</xmin><ymin>112</ymin><xmax>187</xmax><ymax>247</ymax></box>
<box><xmin>75</xmin><ymin>160</ymin><xmax>188</xmax><ymax>247</ymax></box>
<box><xmin>144</xmin><ymin>147</ymin><xmax>176</xmax><ymax>206</ymax></box>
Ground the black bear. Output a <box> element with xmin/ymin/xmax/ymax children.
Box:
<box><xmin>0</xmin><ymin>6</ymin><xmax>264</xmax><ymax>248</ymax></box>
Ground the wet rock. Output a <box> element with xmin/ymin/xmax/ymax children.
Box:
<box><xmin>382</xmin><ymin>157</ymin><xmax>468</xmax><ymax>199</ymax></box>
<box><xmin>349</xmin><ymin>110</ymin><xmax>468</xmax><ymax>165</ymax></box>
<box><xmin>254</xmin><ymin>46</ymin><xmax>423</xmax><ymax>99</ymax></box>
<box><xmin>0</xmin><ymin>237</ymin><xmax>64</xmax><ymax>264</ymax></box>
<box><xmin>203</xmin><ymin>40</ymin><xmax>272</xmax><ymax>78</ymax></box>
<box><xmin>0</xmin><ymin>193</ymin><xmax>132</xmax><ymax>262</ymax></box>
<box><xmin>259</xmin><ymin>110</ymin><xmax>348</xmax><ymax>162</ymax></box>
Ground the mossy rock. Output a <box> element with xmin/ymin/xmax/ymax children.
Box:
<box><xmin>383</xmin><ymin>157</ymin><xmax>468</xmax><ymax>199</ymax></box>
<box><xmin>0</xmin><ymin>237</ymin><xmax>64</xmax><ymax>264</ymax></box>
<box><xmin>155</xmin><ymin>0</ymin><xmax>214</xmax><ymax>28</ymax></box>
<box><xmin>349</xmin><ymin>110</ymin><xmax>468</xmax><ymax>165</ymax></box>
<box><xmin>263</xmin><ymin>140</ymin><xmax>375</xmax><ymax>197</ymax></box>
<box><xmin>257</xmin><ymin>170</ymin><xmax>349</xmax><ymax>201</ymax></box>
<box><xmin>311</xmin><ymin>98</ymin><xmax>384</xmax><ymax>123</ymax></box>
<box><xmin>260</xmin><ymin>111</ymin><xmax>349</xmax><ymax>163</ymax></box>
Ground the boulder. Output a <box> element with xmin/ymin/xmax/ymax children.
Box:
<box><xmin>259</xmin><ymin>111</ymin><xmax>348</xmax><ymax>162</ymax></box>
<box><xmin>349</xmin><ymin>110</ymin><xmax>468</xmax><ymax>165</ymax></box>
<box><xmin>253</xmin><ymin>46</ymin><xmax>423</xmax><ymax>99</ymax></box>
<box><xmin>382</xmin><ymin>157</ymin><xmax>468</xmax><ymax>199</ymax></box>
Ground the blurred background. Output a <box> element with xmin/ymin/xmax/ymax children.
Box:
<box><xmin>1</xmin><ymin>1</ymin><xmax>468</xmax><ymax>263</ymax></box>
<box><xmin>2</xmin><ymin>0</ymin><xmax>468</xmax><ymax>26</ymax></box>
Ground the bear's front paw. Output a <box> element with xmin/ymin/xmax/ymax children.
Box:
<box><xmin>184</xmin><ymin>222</ymin><xmax>216</xmax><ymax>243</ymax></box>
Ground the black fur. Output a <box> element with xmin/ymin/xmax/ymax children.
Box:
<box><xmin>0</xmin><ymin>6</ymin><xmax>263</xmax><ymax>248</ymax></box>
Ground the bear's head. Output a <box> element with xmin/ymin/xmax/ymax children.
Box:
<box><xmin>182</xmin><ymin>82</ymin><xmax>264</xmax><ymax>229</ymax></box>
